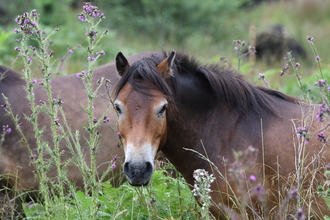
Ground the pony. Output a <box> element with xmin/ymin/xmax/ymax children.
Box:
<box><xmin>113</xmin><ymin>51</ymin><xmax>330</xmax><ymax>219</ymax></box>
<box><xmin>0</xmin><ymin>51</ymin><xmax>161</xmax><ymax>218</ymax></box>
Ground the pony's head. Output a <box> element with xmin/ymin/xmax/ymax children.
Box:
<box><xmin>113</xmin><ymin>51</ymin><xmax>176</xmax><ymax>186</ymax></box>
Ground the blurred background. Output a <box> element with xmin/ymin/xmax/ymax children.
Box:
<box><xmin>1</xmin><ymin>0</ymin><xmax>330</xmax><ymax>97</ymax></box>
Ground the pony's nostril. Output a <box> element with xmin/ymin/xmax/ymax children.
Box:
<box><xmin>145</xmin><ymin>162</ymin><xmax>153</xmax><ymax>175</ymax></box>
<box><xmin>123</xmin><ymin>162</ymin><xmax>130</xmax><ymax>175</ymax></box>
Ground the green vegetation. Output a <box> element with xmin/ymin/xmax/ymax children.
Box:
<box><xmin>1</xmin><ymin>0</ymin><xmax>330</xmax><ymax>219</ymax></box>
<box><xmin>24</xmin><ymin>170</ymin><xmax>200</xmax><ymax>219</ymax></box>
<box><xmin>1</xmin><ymin>0</ymin><xmax>330</xmax><ymax>96</ymax></box>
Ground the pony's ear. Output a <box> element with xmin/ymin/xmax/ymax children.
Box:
<box><xmin>156</xmin><ymin>50</ymin><xmax>176</xmax><ymax>78</ymax></box>
<box><xmin>115</xmin><ymin>52</ymin><xmax>130</xmax><ymax>76</ymax></box>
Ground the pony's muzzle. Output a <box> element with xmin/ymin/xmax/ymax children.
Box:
<box><xmin>123</xmin><ymin>161</ymin><xmax>154</xmax><ymax>186</ymax></box>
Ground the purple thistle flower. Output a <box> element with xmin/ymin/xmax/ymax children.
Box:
<box><xmin>117</xmin><ymin>132</ymin><xmax>121</xmax><ymax>136</ymax></box>
<box><xmin>77</xmin><ymin>71</ymin><xmax>86</xmax><ymax>78</ymax></box>
<box><xmin>249</xmin><ymin>175</ymin><xmax>256</xmax><ymax>182</ymax></box>
<box><xmin>297</xmin><ymin>127</ymin><xmax>308</xmax><ymax>139</ymax></box>
<box><xmin>315</xmin><ymin>56</ymin><xmax>320</xmax><ymax>60</ymax></box>
<box><xmin>79</xmin><ymin>2</ymin><xmax>105</xmax><ymax>22</ymax></box>
<box><xmin>29</xmin><ymin>154</ymin><xmax>37</xmax><ymax>159</ymax></box>
<box><xmin>103</xmin><ymin>116</ymin><xmax>110</xmax><ymax>123</ymax></box>
<box><xmin>54</xmin><ymin>119</ymin><xmax>60</xmax><ymax>126</ymax></box>
<box><xmin>78</xmin><ymin>15</ymin><xmax>86</xmax><ymax>22</ymax></box>
<box><xmin>295</xmin><ymin>63</ymin><xmax>300</xmax><ymax>67</ymax></box>
<box><xmin>314</xmin><ymin>79</ymin><xmax>328</xmax><ymax>88</ymax></box>
<box><xmin>289</xmin><ymin>189</ymin><xmax>300</xmax><ymax>200</ymax></box>
<box><xmin>2</xmin><ymin>125</ymin><xmax>11</xmax><ymax>134</ymax></box>
<box><xmin>68</xmin><ymin>49</ymin><xmax>73</xmax><ymax>53</ymax></box>
<box><xmin>279</xmin><ymin>63</ymin><xmax>290</xmax><ymax>77</ymax></box>
<box><xmin>111</xmin><ymin>162</ymin><xmax>116</xmax><ymax>168</ymax></box>
<box><xmin>308</xmin><ymin>37</ymin><xmax>314</xmax><ymax>41</ymax></box>
<box><xmin>255</xmin><ymin>183</ymin><xmax>263</xmax><ymax>195</ymax></box>
<box><xmin>325</xmin><ymin>164</ymin><xmax>330</xmax><ymax>170</ymax></box>
<box><xmin>295</xmin><ymin>208</ymin><xmax>306</xmax><ymax>220</ymax></box>
<box><xmin>317</xmin><ymin>102</ymin><xmax>330</xmax><ymax>122</ymax></box>
<box><xmin>248</xmin><ymin>46</ymin><xmax>256</xmax><ymax>53</ymax></box>
<box><xmin>14</xmin><ymin>47</ymin><xmax>19</xmax><ymax>50</ymax></box>
<box><xmin>317</xmin><ymin>131</ymin><xmax>326</xmax><ymax>143</ymax></box>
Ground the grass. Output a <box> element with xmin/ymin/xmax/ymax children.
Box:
<box><xmin>23</xmin><ymin>169</ymin><xmax>200</xmax><ymax>220</ymax></box>
<box><xmin>1</xmin><ymin>1</ymin><xmax>330</xmax><ymax>219</ymax></box>
<box><xmin>1</xmin><ymin>0</ymin><xmax>330</xmax><ymax>78</ymax></box>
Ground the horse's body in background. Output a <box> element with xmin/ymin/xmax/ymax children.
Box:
<box><xmin>113</xmin><ymin>51</ymin><xmax>330</xmax><ymax>219</ymax></box>
<box><xmin>0</xmin><ymin>51</ymin><xmax>160</xmax><ymax>217</ymax></box>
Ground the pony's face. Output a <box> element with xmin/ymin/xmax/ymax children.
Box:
<box><xmin>114</xmin><ymin>84</ymin><xmax>168</xmax><ymax>186</ymax></box>
<box><xmin>114</xmin><ymin>51</ymin><xmax>176</xmax><ymax>186</ymax></box>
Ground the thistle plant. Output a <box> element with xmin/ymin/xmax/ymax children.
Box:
<box><xmin>233</xmin><ymin>39</ymin><xmax>256</xmax><ymax>73</ymax></box>
<box><xmin>258</xmin><ymin>73</ymin><xmax>269</xmax><ymax>88</ymax></box>
<box><xmin>281</xmin><ymin>52</ymin><xmax>308</xmax><ymax>102</ymax></box>
<box><xmin>1</xmin><ymin>3</ymin><xmax>112</xmax><ymax>219</ymax></box>
<box><xmin>192</xmin><ymin>169</ymin><xmax>215</xmax><ymax>220</ymax></box>
<box><xmin>76</xmin><ymin>4</ymin><xmax>109</xmax><ymax>217</ymax></box>
<box><xmin>12</xmin><ymin>9</ymin><xmax>68</xmax><ymax>218</ymax></box>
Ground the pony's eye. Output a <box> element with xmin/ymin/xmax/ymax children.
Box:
<box><xmin>158</xmin><ymin>104</ymin><xmax>168</xmax><ymax>115</ymax></box>
<box><xmin>114</xmin><ymin>104</ymin><xmax>122</xmax><ymax>114</ymax></box>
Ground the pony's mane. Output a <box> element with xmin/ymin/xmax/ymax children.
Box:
<box><xmin>113</xmin><ymin>52</ymin><xmax>298</xmax><ymax>116</ymax></box>
<box><xmin>0</xmin><ymin>66</ymin><xmax>25</xmax><ymax>85</ymax></box>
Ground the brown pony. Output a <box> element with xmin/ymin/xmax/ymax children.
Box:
<box><xmin>113</xmin><ymin>51</ymin><xmax>330</xmax><ymax>219</ymax></box>
<box><xmin>0</xmin><ymin>51</ymin><xmax>161</xmax><ymax>218</ymax></box>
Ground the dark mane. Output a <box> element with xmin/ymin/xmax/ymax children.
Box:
<box><xmin>0</xmin><ymin>66</ymin><xmax>25</xmax><ymax>85</ymax></box>
<box><xmin>113</xmin><ymin>52</ymin><xmax>298</xmax><ymax>116</ymax></box>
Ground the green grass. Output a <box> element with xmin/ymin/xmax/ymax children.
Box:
<box><xmin>1</xmin><ymin>0</ymin><xmax>330</xmax><ymax>97</ymax></box>
<box><xmin>2</xmin><ymin>1</ymin><xmax>330</xmax><ymax>219</ymax></box>
<box><xmin>23</xmin><ymin>170</ymin><xmax>200</xmax><ymax>220</ymax></box>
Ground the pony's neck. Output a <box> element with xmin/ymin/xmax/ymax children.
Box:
<box><xmin>162</xmin><ymin>106</ymin><xmax>230</xmax><ymax>185</ymax></box>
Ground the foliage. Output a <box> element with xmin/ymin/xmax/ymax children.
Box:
<box><xmin>24</xmin><ymin>170</ymin><xmax>200</xmax><ymax>219</ymax></box>
<box><xmin>102</xmin><ymin>0</ymin><xmax>246</xmax><ymax>44</ymax></box>
<box><xmin>2</xmin><ymin>0</ymin><xmax>330</xmax><ymax>219</ymax></box>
